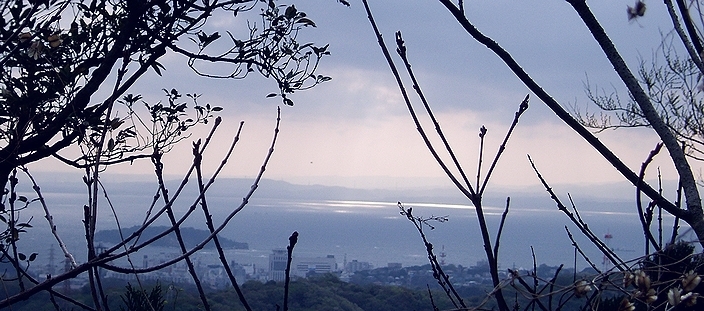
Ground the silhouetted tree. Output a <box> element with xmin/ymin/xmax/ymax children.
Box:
<box><xmin>364</xmin><ymin>1</ymin><xmax>704</xmax><ymax>310</ymax></box>
<box><xmin>0</xmin><ymin>0</ymin><xmax>345</xmax><ymax>309</ymax></box>
<box><xmin>431</xmin><ymin>0</ymin><xmax>704</xmax><ymax>248</ymax></box>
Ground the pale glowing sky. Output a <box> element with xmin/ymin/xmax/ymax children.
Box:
<box><xmin>32</xmin><ymin>0</ymin><xmax>704</xmax><ymax>193</ymax></box>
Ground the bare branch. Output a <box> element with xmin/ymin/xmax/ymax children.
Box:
<box><xmin>283</xmin><ymin>231</ymin><xmax>298</xmax><ymax>311</ymax></box>
<box><xmin>20</xmin><ymin>167</ymin><xmax>77</xmax><ymax>268</ymax></box>
<box><xmin>636</xmin><ymin>143</ymin><xmax>665</xmax><ymax>253</ymax></box>
<box><xmin>435</xmin><ymin>0</ymin><xmax>686</xmax><ymax>226</ymax></box>
<box><xmin>528</xmin><ymin>155</ymin><xmax>627</xmax><ymax>270</ymax></box>
<box><xmin>361</xmin><ymin>0</ymin><xmax>475</xmax><ymax>199</ymax></box>
<box><xmin>395</xmin><ymin>31</ymin><xmax>475</xmax><ymax>193</ymax></box>
<box><xmin>479</xmin><ymin>95</ymin><xmax>529</xmax><ymax>195</ymax></box>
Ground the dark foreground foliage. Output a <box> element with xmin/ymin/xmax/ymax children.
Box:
<box><xmin>5</xmin><ymin>274</ymin><xmax>462</xmax><ymax>311</ymax></box>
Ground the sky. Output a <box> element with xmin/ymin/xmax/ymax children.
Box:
<box><xmin>32</xmin><ymin>0</ymin><xmax>704</xmax><ymax>196</ymax></box>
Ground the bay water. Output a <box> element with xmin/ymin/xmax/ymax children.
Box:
<box><xmin>18</xmin><ymin>186</ymin><xmax>689</xmax><ymax>275</ymax></box>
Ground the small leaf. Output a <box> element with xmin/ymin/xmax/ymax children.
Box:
<box><xmin>110</xmin><ymin>118</ymin><xmax>124</xmax><ymax>130</ymax></box>
<box><xmin>312</xmin><ymin>44</ymin><xmax>329</xmax><ymax>57</ymax></box>
<box><xmin>18</xmin><ymin>253</ymin><xmax>26</xmax><ymax>261</ymax></box>
<box><xmin>28</xmin><ymin>253</ymin><xmax>37</xmax><ymax>262</ymax></box>
<box><xmin>151</xmin><ymin>62</ymin><xmax>163</xmax><ymax>76</ymax></box>
<box><xmin>198</xmin><ymin>32</ymin><xmax>221</xmax><ymax>48</ymax></box>
<box><xmin>295</xmin><ymin>17</ymin><xmax>316</xmax><ymax>27</ymax></box>
<box><xmin>285</xmin><ymin>5</ymin><xmax>297</xmax><ymax>19</ymax></box>
<box><xmin>266</xmin><ymin>93</ymin><xmax>278</xmax><ymax>98</ymax></box>
<box><xmin>17</xmin><ymin>196</ymin><xmax>27</xmax><ymax>203</ymax></box>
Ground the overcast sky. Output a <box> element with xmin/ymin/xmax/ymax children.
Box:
<box><xmin>32</xmin><ymin>1</ymin><xmax>704</xmax><ymax>194</ymax></box>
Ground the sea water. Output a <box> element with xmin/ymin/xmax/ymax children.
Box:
<box><xmin>19</xmin><ymin>192</ymin><xmax>690</xmax><ymax>274</ymax></box>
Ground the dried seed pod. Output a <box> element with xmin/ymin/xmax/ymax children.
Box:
<box><xmin>18</xmin><ymin>32</ymin><xmax>32</xmax><ymax>43</ymax></box>
<box><xmin>683</xmin><ymin>292</ymin><xmax>699</xmax><ymax>306</ymax></box>
<box><xmin>27</xmin><ymin>41</ymin><xmax>44</xmax><ymax>60</ymax></box>
<box><xmin>623</xmin><ymin>271</ymin><xmax>635</xmax><ymax>288</ymax></box>
<box><xmin>683</xmin><ymin>270</ymin><xmax>701</xmax><ymax>292</ymax></box>
<box><xmin>635</xmin><ymin>270</ymin><xmax>651</xmax><ymax>291</ymax></box>
<box><xmin>668</xmin><ymin>287</ymin><xmax>682</xmax><ymax>306</ymax></box>
<box><xmin>574</xmin><ymin>280</ymin><xmax>592</xmax><ymax>298</ymax></box>
<box><xmin>47</xmin><ymin>34</ymin><xmax>62</xmax><ymax>48</ymax></box>
<box><xmin>644</xmin><ymin>288</ymin><xmax>657</xmax><ymax>304</ymax></box>
<box><xmin>618</xmin><ymin>297</ymin><xmax>635</xmax><ymax>311</ymax></box>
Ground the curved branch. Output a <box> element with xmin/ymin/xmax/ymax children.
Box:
<box><xmin>362</xmin><ymin>0</ymin><xmax>474</xmax><ymax>199</ymax></box>
<box><xmin>529</xmin><ymin>155</ymin><xmax>628</xmax><ymax>270</ymax></box>
<box><xmin>20</xmin><ymin>167</ymin><xmax>78</xmax><ymax>268</ymax></box>
<box><xmin>636</xmin><ymin>143</ymin><xmax>664</xmax><ymax>253</ymax></box>
<box><xmin>103</xmin><ymin>108</ymin><xmax>280</xmax><ymax>272</ymax></box>
<box><xmin>566</xmin><ymin>0</ymin><xmax>703</xmax><ymax>242</ymax></box>
<box><xmin>435</xmin><ymin>0</ymin><xmax>688</xmax><ymax>221</ymax></box>
<box><xmin>665</xmin><ymin>0</ymin><xmax>704</xmax><ymax>75</ymax></box>
<box><xmin>675</xmin><ymin>0</ymin><xmax>703</xmax><ymax>54</ymax></box>
<box><xmin>479</xmin><ymin>95</ymin><xmax>529</xmax><ymax>195</ymax></box>
<box><xmin>395</xmin><ymin>32</ymin><xmax>474</xmax><ymax>192</ymax></box>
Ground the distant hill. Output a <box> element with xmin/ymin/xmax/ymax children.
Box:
<box><xmin>28</xmin><ymin>171</ymin><xmax>642</xmax><ymax>208</ymax></box>
<box><xmin>95</xmin><ymin>225</ymin><xmax>248</xmax><ymax>250</ymax></box>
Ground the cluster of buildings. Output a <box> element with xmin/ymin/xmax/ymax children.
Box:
<box><xmin>33</xmin><ymin>246</ymin><xmax>378</xmax><ymax>290</ymax></box>
<box><xmin>29</xmin><ymin>244</ymin><xmax>573</xmax><ymax>292</ymax></box>
<box><xmin>102</xmin><ymin>249</ymin><xmax>377</xmax><ymax>288</ymax></box>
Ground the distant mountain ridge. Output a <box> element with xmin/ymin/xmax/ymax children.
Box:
<box><xmin>94</xmin><ymin>225</ymin><xmax>248</xmax><ymax>249</ymax></box>
<box><xmin>28</xmin><ymin>171</ymin><xmax>642</xmax><ymax>208</ymax></box>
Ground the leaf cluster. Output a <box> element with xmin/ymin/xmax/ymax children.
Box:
<box><xmin>0</xmin><ymin>0</ymin><xmax>333</xmax><ymax>185</ymax></box>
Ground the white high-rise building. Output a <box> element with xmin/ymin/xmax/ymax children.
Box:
<box><xmin>269</xmin><ymin>249</ymin><xmax>287</xmax><ymax>282</ymax></box>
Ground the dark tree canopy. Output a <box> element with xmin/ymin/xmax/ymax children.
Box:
<box><xmin>0</xmin><ymin>0</ymin><xmax>346</xmax><ymax>309</ymax></box>
<box><xmin>0</xmin><ymin>0</ymin><xmax>335</xmax><ymax>189</ymax></box>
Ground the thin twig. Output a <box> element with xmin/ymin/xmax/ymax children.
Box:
<box><xmin>283</xmin><ymin>231</ymin><xmax>298</xmax><ymax>311</ymax></box>
<box><xmin>477</xmin><ymin>126</ymin><xmax>487</xmax><ymax>188</ymax></box>
<box><xmin>547</xmin><ymin>264</ymin><xmax>564</xmax><ymax>311</ymax></box>
<box><xmin>395</xmin><ymin>31</ymin><xmax>476</xmax><ymax>194</ymax></box>
<box><xmin>658</xmin><ymin>167</ymin><xmax>663</xmax><ymax>248</ymax></box>
<box><xmin>427</xmin><ymin>284</ymin><xmax>440</xmax><ymax>311</ymax></box>
<box><xmin>636</xmin><ymin>143</ymin><xmax>664</xmax><ymax>253</ymax></box>
<box><xmin>361</xmin><ymin>0</ymin><xmax>475</xmax><ymax>200</ymax></box>
<box><xmin>565</xmin><ymin>227</ymin><xmax>602</xmax><ymax>274</ymax></box>
<box><xmin>20</xmin><ymin>167</ymin><xmax>77</xmax><ymax>268</ymax></box>
<box><xmin>529</xmin><ymin>155</ymin><xmax>626</xmax><ymax>271</ymax></box>
<box><xmin>194</xmin><ymin>138</ymin><xmax>253</xmax><ymax>311</ymax></box>
<box><xmin>102</xmin><ymin>109</ymin><xmax>281</xmax><ymax>273</ymax></box>
<box><xmin>152</xmin><ymin>152</ymin><xmax>211</xmax><ymax>311</ymax></box>
<box><xmin>670</xmin><ymin>175</ymin><xmax>684</xmax><ymax>244</ymax></box>
<box><xmin>479</xmin><ymin>95</ymin><xmax>529</xmax><ymax>195</ymax></box>
<box><xmin>96</xmin><ymin>177</ymin><xmax>149</xmax><ymax>302</ymax></box>
<box><xmin>399</xmin><ymin>202</ymin><xmax>465</xmax><ymax>309</ymax></box>
<box><xmin>493</xmin><ymin>197</ymin><xmax>510</xmax><ymax>267</ymax></box>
